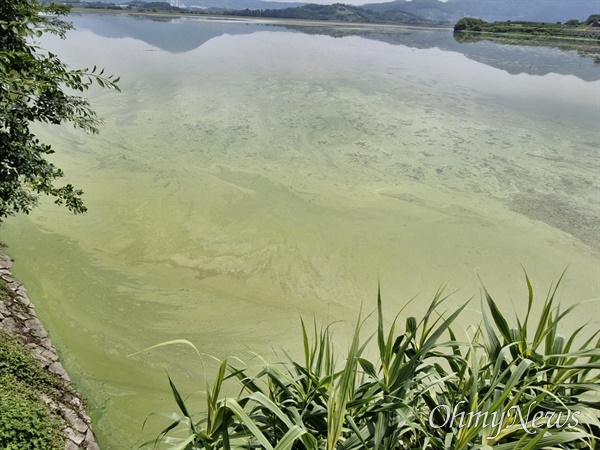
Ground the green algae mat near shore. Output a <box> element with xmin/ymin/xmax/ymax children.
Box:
<box><xmin>1</xmin><ymin>15</ymin><xmax>598</xmax><ymax>448</ymax></box>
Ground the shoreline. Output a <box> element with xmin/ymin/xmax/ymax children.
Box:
<box><xmin>0</xmin><ymin>251</ymin><xmax>100</xmax><ymax>450</ymax></box>
<box><xmin>454</xmin><ymin>29</ymin><xmax>600</xmax><ymax>45</ymax></box>
<box><xmin>68</xmin><ymin>7</ymin><xmax>454</xmax><ymax>31</ymax></box>
<box><xmin>68</xmin><ymin>9</ymin><xmax>600</xmax><ymax>49</ymax></box>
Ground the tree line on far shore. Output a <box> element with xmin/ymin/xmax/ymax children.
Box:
<box><xmin>454</xmin><ymin>14</ymin><xmax>600</xmax><ymax>33</ymax></box>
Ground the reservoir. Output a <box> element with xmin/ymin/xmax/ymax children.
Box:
<box><xmin>1</xmin><ymin>14</ymin><xmax>599</xmax><ymax>448</ymax></box>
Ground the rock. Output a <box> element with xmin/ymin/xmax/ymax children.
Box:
<box><xmin>0</xmin><ymin>254</ymin><xmax>12</xmax><ymax>269</ymax></box>
<box><xmin>14</xmin><ymin>312</ymin><xmax>28</xmax><ymax>322</ymax></box>
<box><xmin>33</xmin><ymin>347</ymin><xmax>58</xmax><ymax>367</ymax></box>
<box><xmin>62</xmin><ymin>407</ymin><xmax>89</xmax><ymax>434</ymax></box>
<box><xmin>40</xmin><ymin>337</ymin><xmax>55</xmax><ymax>351</ymax></box>
<box><xmin>65</xmin><ymin>439</ymin><xmax>80</xmax><ymax>450</ymax></box>
<box><xmin>64</xmin><ymin>427</ymin><xmax>86</xmax><ymax>446</ymax></box>
<box><xmin>0</xmin><ymin>250</ymin><xmax>101</xmax><ymax>449</ymax></box>
<box><xmin>18</xmin><ymin>293</ymin><xmax>32</xmax><ymax>308</ymax></box>
<box><xmin>2</xmin><ymin>317</ymin><xmax>18</xmax><ymax>333</ymax></box>
<box><xmin>25</xmin><ymin>318</ymin><xmax>48</xmax><ymax>339</ymax></box>
<box><xmin>49</xmin><ymin>362</ymin><xmax>71</xmax><ymax>382</ymax></box>
<box><xmin>85</xmin><ymin>429</ymin><xmax>101</xmax><ymax>450</ymax></box>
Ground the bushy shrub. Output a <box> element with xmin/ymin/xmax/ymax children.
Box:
<box><xmin>585</xmin><ymin>14</ymin><xmax>600</xmax><ymax>25</ymax></box>
<box><xmin>454</xmin><ymin>17</ymin><xmax>487</xmax><ymax>31</ymax></box>
<box><xmin>0</xmin><ymin>333</ymin><xmax>64</xmax><ymax>449</ymax></box>
<box><xmin>145</xmin><ymin>275</ymin><xmax>600</xmax><ymax>449</ymax></box>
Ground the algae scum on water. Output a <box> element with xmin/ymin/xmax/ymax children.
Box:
<box><xmin>2</xmin><ymin>15</ymin><xmax>599</xmax><ymax>448</ymax></box>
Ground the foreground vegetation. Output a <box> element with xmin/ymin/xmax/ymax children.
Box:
<box><xmin>0</xmin><ymin>282</ymin><xmax>64</xmax><ymax>449</ymax></box>
<box><xmin>147</xmin><ymin>275</ymin><xmax>600</xmax><ymax>449</ymax></box>
<box><xmin>0</xmin><ymin>0</ymin><xmax>119</xmax><ymax>222</ymax></box>
<box><xmin>0</xmin><ymin>332</ymin><xmax>63</xmax><ymax>449</ymax></box>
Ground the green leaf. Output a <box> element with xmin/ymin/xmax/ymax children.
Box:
<box><xmin>167</xmin><ymin>375</ymin><xmax>194</xmax><ymax>433</ymax></box>
<box><xmin>484</xmin><ymin>288</ymin><xmax>512</xmax><ymax>344</ymax></box>
<box><xmin>273</xmin><ymin>426</ymin><xmax>307</xmax><ymax>450</ymax></box>
<box><xmin>226</xmin><ymin>398</ymin><xmax>274</xmax><ymax>450</ymax></box>
<box><xmin>127</xmin><ymin>339</ymin><xmax>201</xmax><ymax>357</ymax></box>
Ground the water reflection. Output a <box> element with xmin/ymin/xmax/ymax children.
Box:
<box><xmin>72</xmin><ymin>13</ymin><xmax>600</xmax><ymax>81</ymax></box>
<box><xmin>277</xmin><ymin>24</ymin><xmax>600</xmax><ymax>81</ymax></box>
<box><xmin>70</xmin><ymin>13</ymin><xmax>295</xmax><ymax>52</ymax></box>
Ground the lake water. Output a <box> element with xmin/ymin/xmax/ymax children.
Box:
<box><xmin>2</xmin><ymin>14</ymin><xmax>599</xmax><ymax>448</ymax></box>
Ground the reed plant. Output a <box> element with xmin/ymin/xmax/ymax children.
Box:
<box><xmin>142</xmin><ymin>275</ymin><xmax>599</xmax><ymax>449</ymax></box>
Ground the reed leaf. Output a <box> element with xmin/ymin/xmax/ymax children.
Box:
<box><xmin>147</xmin><ymin>276</ymin><xmax>598</xmax><ymax>450</ymax></box>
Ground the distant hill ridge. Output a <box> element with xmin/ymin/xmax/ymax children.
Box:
<box><xmin>85</xmin><ymin>0</ymin><xmax>599</xmax><ymax>24</ymax></box>
<box><xmin>363</xmin><ymin>0</ymin><xmax>599</xmax><ymax>24</ymax></box>
<box><xmin>224</xmin><ymin>3</ymin><xmax>423</xmax><ymax>24</ymax></box>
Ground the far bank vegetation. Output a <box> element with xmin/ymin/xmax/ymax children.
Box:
<box><xmin>454</xmin><ymin>15</ymin><xmax>600</xmax><ymax>41</ymax></box>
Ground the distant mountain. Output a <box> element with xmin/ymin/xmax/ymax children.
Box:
<box><xmin>183</xmin><ymin>0</ymin><xmax>306</xmax><ymax>10</ymax></box>
<box><xmin>90</xmin><ymin>0</ymin><xmax>307</xmax><ymax>10</ymax></box>
<box><xmin>76</xmin><ymin>0</ymin><xmax>600</xmax><ymax>23</ymax></box>
<box><xmin>224</xmin><ymin>3</ymin><xmax>423</xmax><ymax>24</ymax></box>
<box><xmin>363</xmin><ymin>0</ymin><xmax>600</xmax><ymax>24</ymax></box>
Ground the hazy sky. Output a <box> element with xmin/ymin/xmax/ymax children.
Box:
<box><xmin>262</xmin><ymin>0</ymin><xmax>448</xmax><ymax>6</ymax></box>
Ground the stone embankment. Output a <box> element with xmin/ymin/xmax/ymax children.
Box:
<box><xmin>0</xmin><ymin>252</ymin><xmax>100</xmax><ymax>450</ymax></box>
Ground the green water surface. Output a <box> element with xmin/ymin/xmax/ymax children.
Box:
<box><xmin>2</xmin><ymin>15</ymin><xmax>599</xmax><ymax>448</ymax></box>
